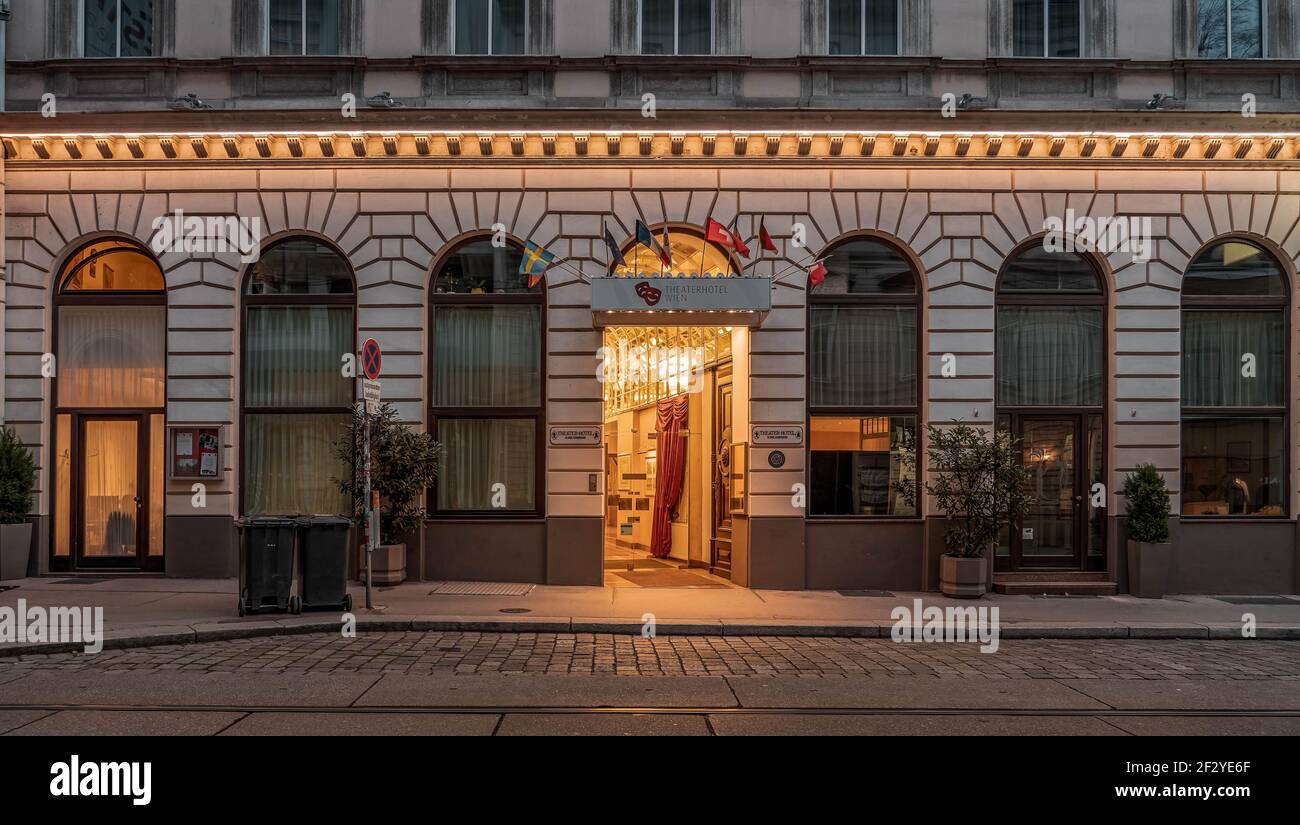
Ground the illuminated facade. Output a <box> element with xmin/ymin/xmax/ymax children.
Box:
<box><xmin>1</xmin><ymin>1</ymin><xmax>1298</xmax><ymax>594</ymax></box>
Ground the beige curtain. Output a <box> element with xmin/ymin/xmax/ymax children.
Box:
<box><xmin>57</xmin><ymin>306</ymin><xmax>165</xmax><ymax>408</ymax></box>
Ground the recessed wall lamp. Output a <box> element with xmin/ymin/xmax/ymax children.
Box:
<box><xmin>366</xmin><ymin>91</ymin><xmax>404</xmax><ymax>108</ymax></box>
<box><xmin>1144</xmin><ymin>93</ymin><xmax>1179</xmax><ymax>110</ymax></box>
<box><xmin>956</xmin><ymin>93</ymin><xmax>987</xmax><ymax>110</ymax></box>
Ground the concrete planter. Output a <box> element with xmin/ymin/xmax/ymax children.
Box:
<box><xmin>1127</xmin><ymin>539</ymin><xmax>1171</xmax><ymax>599</ymax></box>
<box><xmin>940</xmin><ymin>554</ymin><xmax>987</xmax><ymax>598</ymax></box>
<box><xmin>370</xmin><ymin>543</ymin><xmax>407</xmax><ymax>586</ymax></box>
<box><xmin>0</xmin><ymin>522</ymin><xmax>33</xmax><ymax>581</ymax></box>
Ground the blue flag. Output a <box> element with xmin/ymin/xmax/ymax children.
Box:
<box><xmin>603</xmin><ymin>223</ymin><xmax>627</xmax><ymax>268</ymax></box>
<box><xmin>519</xmin><ymin>240</ymin><xmax>557</xmax><ymax>288</ymax></box>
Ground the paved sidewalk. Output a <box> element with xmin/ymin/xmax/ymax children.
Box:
<box><xmin>1</xmin><ymin>576</ymin><xmax>1298</xmax><ymax>654</ymax></box>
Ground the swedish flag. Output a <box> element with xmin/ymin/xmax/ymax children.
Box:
<box><xmin>519</xmin><ymin>240</ymin><xmax>557</xmax><ymax>288</ymax></box>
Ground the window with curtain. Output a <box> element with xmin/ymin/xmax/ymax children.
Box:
<box><xmin>809</xmin><ymin>237</ymin><xmax>919</xmax><ymax>517</ymax></box>
<box><xmin>641</xmin><ymin>0</ymin><xmax>713</xmax><ymax>55</ymax></box>
<box><xmin>1197</xmin><ymin>0</ymin><xmax>1264</xmax><ymax>58</ymax></box>
<box><xmin>1181</xmin><ymin>239</ymin><xmax>1287</xmax><ymax>517</ymax></box>
<box><xmin>1013</xmin><ymin>0</ymin><xmax>1082</xmax><ymax>57</ymax></box>
<box><xmin>996</xmin><ymin>248</ymin><xmax>1103</xmax><ymax>407</ymax></box>
<box><xmin>268</xmin><ymin>0</ymin><xmax>340</xmax><ymax>55</ymax></box>
<box><xmin>431</xmin><ymin>238</ymin><xmax>543</xmax><ymax>514</ymax></box>
<box><xmin>83</xmin><ymin>0</ymin><xmax>154</xmax><ymax>57</ymax></box>
<box><xmin>455</xmin><ymin>0</ymin><xmax>528</xmax><ymax>54</ymax></box>
<box><xmin>828</xmin><ymin>0</ymin><xmax>900</xmax><ymax>55</ymax></box>
<box><xmin>242</xmin><ymin>238</ymin><xmax>354</xmax><ymax>516</ymax></box>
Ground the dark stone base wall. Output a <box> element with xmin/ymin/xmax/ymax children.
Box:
<box><xmin>546</xmin><ymin>517</ymin><xmax>602</xmax><ymax>585</ymax></box>
<box><xmin>165</xmin><ymin>515</ymin><xmax>237</xmax><ymax>578</ymax></box>
<box><xmin>1159</xmin><ymin>519</ymin><xmax>1296</xmax><ymax>595</ymax></box>
<box><xmin>424</xmin><ymin>520</ymin><xmax>548</xmax><ymax>583</ymax></box>
<box><xmin>748</xmin><ymin>516</ymin><xmax>806</xmax><ymax>590</ymax></box>
<box><xmin>805</xmin><ymin>520</ymin><xmax>923</xmax><ymax>591</ymax></box>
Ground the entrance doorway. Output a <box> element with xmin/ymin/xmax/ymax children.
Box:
<box><xmin>600</xmin><ymin>325</ymin><xmax>742</xmax><ymax>588</ymax></box>
<box><xmin>998</xmin><ymin>413</ymin><xmax>1104</xmax><ymax>571</ymax></box>
<box><xmin>52</xmin><ymin>239</ymin><xmax>167</xmax><ymax>573</ymax></box>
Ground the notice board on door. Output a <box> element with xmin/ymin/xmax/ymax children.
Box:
<box><xmin>168</xmin><ymin>426</ymin><xmax>222</xmax><ymax>480</ymax></box>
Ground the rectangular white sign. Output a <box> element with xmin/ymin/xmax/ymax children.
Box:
<box><xmin>549</xmin><ymin>425</ymin><xmax>602</xmax><ymax>446</ymax></box>
<box><xmin>362</xmin><ymin>379</ymin><xmax>381</xmax><ymax>414</ymax></box>
<box><xmin>752</xmin><ymin>425</ymin><xmax>804</xmax><ymax>446</ymax></box>
<box><xmin>590</xmin><ymin>276</ymin><xmax>772</xmax><ymax>312</ymax></box>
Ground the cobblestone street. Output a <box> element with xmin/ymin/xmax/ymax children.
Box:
<box><xmin>4</xmin><ymin>632</ymin><xmax>1300</xmax><ymax>680</ymax></box>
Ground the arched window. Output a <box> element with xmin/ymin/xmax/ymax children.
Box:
<box><xmin>1181</xmin><ymin>239</ymin><xmax>1288</xmax><ymax>518</ymax></box>
<box><xmin>808</xmin><ymin>236</ymin><xmax>919</xmax><ymax>517</ymax></box>
<box><xmin>996</xmin><ymin>244</ymin><xmax>1105</xmax><ymax>571</ymax></box>
<box><xmin>429</xmin><ymin>237</ymin><xmax>543</xmax><ymax>514</ymax></box>
<box><xmin>241</xmin><ymin>238</ymin><xmax>355</xmax><ymax>516</ymax></box>
<box><xmin>53</xmin><ymin>238</ymin><xmax>167</xmax><ymax>571</ymax></box>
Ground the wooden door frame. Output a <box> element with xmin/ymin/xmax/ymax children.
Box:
<box><xmin>71</xmin><ymin>412</ymin><xmax>161</xmax><ymax>572</ymax></box>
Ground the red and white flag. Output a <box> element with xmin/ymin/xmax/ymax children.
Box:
<box><xmin>705</xmin><ymin>218</ymin><xmax>735</xmax><ymax>249</ymax></box>
<box><xmin>809</xmin><ymin>260</ymin><xmax>827</xmax><ymax>287</ymax></box>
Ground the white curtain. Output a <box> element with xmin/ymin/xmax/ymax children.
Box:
<box><xmin>433</xmin><ymin>305</ymin><xmax>541</xmax><ymax>406</ymax></box>
<box><xmin>997</xmin><ymin>306</ymin><xmax>1102</xmax><ymax>406</ymax></box>
<box><xmin>811</xmin><ymin>306</ymin><xmax>917</xmax><ymax>407</ymax></box>
<box><xmin>58</xmin><ymin>306</ymin><xmax>165</xmax><ymax>408</ymax></box>
<box><xmin>243</xmin><ymin>413</ymin><xmax>349</xmax><ymax>516</ymax></box>
<box><xmin>245</xmin><ymin>305</ymin><xmax>353</xmax><ymax>407</ymax></box>
<box><xmin>437</xmin><ymin>419</ymin><xmax>535</xmax><ymax>511</ymax></box>
<box><xmin>1182</xmin><ymin>310</ymin><xmax>1283</xmax><ymax>407</ymax></box>
<box><xmin>82</xmin><ymin>420</ymin><xmax>138</xmax><ymax>556</ymax></box>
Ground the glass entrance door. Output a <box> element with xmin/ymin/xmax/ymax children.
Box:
<box><xmin>1018</xmin><ymin>417</ymin><xmax>1080</xmax><ymax>567</ymax></box>
<box><xmin>75</xmin><ymin>416</ymin><xmax>150</xmax><ymax>569</ymax></box>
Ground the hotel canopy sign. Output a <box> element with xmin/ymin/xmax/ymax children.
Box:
<box><xmin>591</xmin><ymin>275</ymin><xmax>771</xmax><ymax>325</ymax></box>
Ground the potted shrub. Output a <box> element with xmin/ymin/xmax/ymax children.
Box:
<box><xmin>333</xmin><ymin>403</ymin><xmax>440</xmax><ymax>585</ymax></box>
<box><xmin>1122</xmin><ymin>463</ymin><xmax>1171</xmax><ymax>599</ymax></box>
<box><xmin>0</xmin><ymin>427</ymin><xmax>37</xmax><ymax>580</ymax></box>
<box><xmin>899</xmin><ymin>424</ymin><xmax>1033</xmax><ymax>598</ymax></box>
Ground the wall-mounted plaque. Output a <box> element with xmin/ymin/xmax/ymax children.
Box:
<box><xmin>548</xmin><ymin>425</ymin><xmax>602</xmax><ymax>446</ymax></box>
<box><xmin>169</xmin><ymin>426</ymin><xmax>222</xmax><ymax>480</ymax></box>
<box><xmin>752</xmin><ymin>425</ymin><xmax>803</xmax><ymax>446</ymax></box>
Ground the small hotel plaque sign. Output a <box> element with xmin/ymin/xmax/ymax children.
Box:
<box><xmin>549</xmin><ymin>426</ymin><xmax>602</xmax><ymax>446</ymax></box>
<box><xmin>752</xmin><ymin>426</ymin><xmax>803</xmax><ymax>446</ymax></box>
<box><xmin>591</xmin><ymin>276</ymin><xmax>772</xmax><ymax>313</ymax></box>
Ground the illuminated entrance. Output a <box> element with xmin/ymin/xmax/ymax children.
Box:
<box><xmin>601</xmin><ymin>325</ymin><xmax>746</xmax><ymax>587</ymax></box>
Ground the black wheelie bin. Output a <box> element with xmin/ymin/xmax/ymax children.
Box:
<box><xmin>297</xmin><ymin>516</ymin><xmax>353</xmax><ymax>612</ymax></box>
<box><xmin>237</xmin><ymin>517</ymin><xmax>300</xmax><ymax>616</ymax></box>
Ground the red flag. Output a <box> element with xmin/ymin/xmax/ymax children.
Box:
<box><xmin>731</xmin><ymin>229</ymin><xmax>751</xmax><ymax>258</ymax></box>
<box><xmin>759</xmin><ymin>219</ymin><xmax>778</xmax><ymax>253</ymax></box>
<box><xmin>809</xmin><ymin>260</ymin><xmax>827</xmax><ymax>287</ymax></box>
<box><xmin>705</xmin><ymin>218</ymin><xmax>734</xmax><ymax>249</ymax></box>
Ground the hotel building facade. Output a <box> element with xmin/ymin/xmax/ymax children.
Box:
<box><xmin>1</xmin><ymin>0</ymin><xmax>1298</xmax><ymax>595</ymax></box>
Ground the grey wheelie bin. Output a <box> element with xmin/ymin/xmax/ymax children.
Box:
<box><xmin>237</xmin><ymin>517</ymin><xmax>299</xmax><ymax>616</ymax></box>
<box><xmin>297</xmin><ymin>516</ymin><xmax>353</xmax><ymax>612</ymax></box>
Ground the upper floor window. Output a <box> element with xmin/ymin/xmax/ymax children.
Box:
<box><xmin>267</xmin><ymin>0</ymin><xmax>340</xmax><ymax>56</ymax></box>
<box><xmin>828</xmin><ymin>0</ymin><xmax>899</xmax><ymax>56</ymax></box>
<box><xmin>641</xmin><ymin>0</ymin><xmax>713</xmax><ymax>55</ymax></box>
<box><xmin>83</xmin><ymin>0</ymin><xmax>154</xmax><ymax>57</ymax></box>
<box><xmin>1198</xmin><ymin>0</ymin><xmax>1264</xmax><ymax>58</ymax></box>
<box><xmin>454</xmin><ymin>0</ymin><xmax>528</xmax><ymax>55</ymax></box>
<box><xmin>1013</xmin><ymin>0</ymin><xmax>1082</xmax><ymax>57</ymax></box>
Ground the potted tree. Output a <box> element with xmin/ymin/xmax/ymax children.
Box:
<box><xmin>900</xmin><ymin>424</ymin><xmax>1033</xmax><ymax>598</ymax></box>
<box><xmin>0</xmin><ymin>427</ymin><xmax>37</xmax><ymax>580</ymax></box>
<box><xmin>1122</xmin><ymin>463</ymin><xmax>1171</xmax><ymax>599</ymax></box>
<box><xmin>333</xmin><ymin>403</ymin><xmax>441</xmax><ymax>584</ymax></box>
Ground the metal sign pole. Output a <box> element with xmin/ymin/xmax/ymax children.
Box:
<box><xmin>363</xmin><ymin>401</ymin><xmax>373</xmax><ymax>610</ymax></box>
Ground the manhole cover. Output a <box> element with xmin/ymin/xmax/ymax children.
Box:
<box><xmin>499</xmin><ymin>608</ymin><xmax>532</xmax><ymax>614</ymax></box>
<box><xmin>428</xmin><ymin>581</ymin><xmax>534</xmax><ymax>597</ymax></box>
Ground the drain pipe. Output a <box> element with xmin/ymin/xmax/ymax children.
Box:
<box><xmin>0</xmin><ymin>1</ymin><xmax>9</xmax><ymax>424</ymax></box>
<box><xmin>0</xmin><ymin>0</ymin><xmax>9</xmax><ymax>111</ymax></box>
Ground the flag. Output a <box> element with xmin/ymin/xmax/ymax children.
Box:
<box><xmin>731</xmin><ymin>225</ymin><xmax>751</xmax><ymax>258</ymax></box>
<box><xmin>636</xmin><ymin>220</ymin><xmax>672</xmax><ymax>268</ymax></box>
<box><xmin>519</xmin><ymin>239</ymin><xmax>557</xmax><ymax>288</ymax></box>
<box><xmin>602</xmin><ymin>222</ymin><xmax>627</xmax><ymax>268</ymax></box>
<box><xmin>809</xmin><ymin>260</ymin><xmax>827</xmax><ymax>287</ymax></box>
<box><xmin>758</xmin><ymin>219</ymin><xmax>778</xmax><ymax>253</ymax></box>
<box><xmin>660</xmin><ymin>224</ymin><xmax>674</xmax><ymax>267</ymax></box>
<box><xmin>706</xmin><ymin>217</ymin><xmax>735</xmax><ymax>249</ymax></box>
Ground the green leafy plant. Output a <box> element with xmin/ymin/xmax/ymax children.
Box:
<box><xmin>898</xmin><ymin>423</ymin><xmax>1034</xmax><ymax>558</ymax></box>
<box><xmin>1121</xmin><ymin>463</ymin><xmax>1170</xmax><ymax>544</ymax></box>
<box><xmin>332</xmin><ymin>403</ymin><xmax>441</xmax><ymax>545</ymax></box>
<box><xmin>0</xmin><ymin>427</ymin><xmax>37</xmax><ymax>525</ymax></box>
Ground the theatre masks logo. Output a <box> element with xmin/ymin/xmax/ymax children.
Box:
<box><xmin>1042</xmin><ymin>210</ymin><xmax>1153</xmax><ymax>264</ymax></box>
<box><xmin>150</xmin><ymin>208</ymin><xmax>263</xmax><ymax>263</ymax></box>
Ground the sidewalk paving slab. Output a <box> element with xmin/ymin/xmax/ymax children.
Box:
<box><xmin>354</xmin><ymin>673</ymin><xmax>739</xmax><ymax>709</ymax></box>
<box><xmin>1060</xmin><ymin>679</ymin><xmax>1300</xmax><ymax>711</ymax></box>
<box><xmin>1099</xmin><ymin>716</ymin><xmax>1300</xmax><ymax>736</ymax></box>
<box><xmin>707</xmin><ymin>714</ymin><xmax>1121</xmax><ymax>736</ymax></box>
<box><xmin>496</xmin><ymin>713</ymin><xmax>711</xmax><ymax>736</ymax></box>
<box><xmin>4</xmin><ymin>710</ymin><xmax>244</xmax><ymax>736</ymax></box>
<box><xmin>722</xmin><ymin>675</ymin><xmax>1112</xmax><ymax>710</ymax></box>
<box><xmin>0</xmin><ymin>670</ymin><xmax>383</xmax><ymax>708</ymax></box>
<box><xmin>0</xmin><ymin>709</ymin><xmax>54</xmax><ymax>735</ymax></box>
<box><xmin>219</xmin><ymin>712</ymin><xmax>499</xmax><ymax>737</ymax></box>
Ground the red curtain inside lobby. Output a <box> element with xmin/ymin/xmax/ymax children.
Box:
<box><xmin>649</xmin><ymin>395</ymin><xmax>690</xmax><ymax>559</ymax></box>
